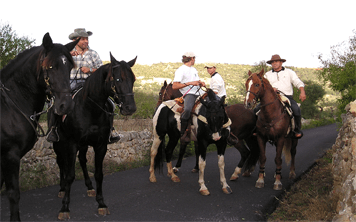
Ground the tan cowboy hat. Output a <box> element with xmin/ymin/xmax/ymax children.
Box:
<box><xmin>267</xmin><ymin>54</ymin><xmax>286</xmax><ymax>64</ymax></box>
<box><xmin>68</xmin><ymin>28</ymin><xmax>93</xmax><ymax>40</ymax></box>
<box><xmin>204</xmin><ymin>63</ymin><xmax>216</xmax><ymax>68</ymax></box>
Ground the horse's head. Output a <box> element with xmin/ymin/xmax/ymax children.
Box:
<box><xmin>107</xmin><ymin>53</ymin><xmax>137</xmax><ymax>115</ymax></box>
<box><xmin>244</xmin><ymin>69</ymin><xmax>265</xmax><ymax>110</ymax></box>
<box><xmin>200</xmin><ymin>89</ymin><xmax>227</xmax><ymax>141</ymax></box>
<box><xmin>39</xmin><ymin>33</ymin><xmax>78</xmax><ymax>115</ymax></box>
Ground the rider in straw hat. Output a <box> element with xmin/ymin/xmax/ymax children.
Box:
<box><xmin>264</xmin><ymin>54</ymin><xmax>306</xmax><ymax>138</ymax></box>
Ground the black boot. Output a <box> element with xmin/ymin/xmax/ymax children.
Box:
<box><xmin>108</xmin><ymin>127</ymin><xmax>121</xmax><ymax>144</ymax></box>
<box><xmin>180</xmin><ymin>119</ymin><xmax>191</xmax><ymax>142</ymax></box>
<box><xmin>227</xmin><ymin>133</ymin><xmax>239</xmax><ymax>146</ymax></box>
<box><xmin>294</xmin><ymin>115</ymin><xmax>303</xmax><ymax>139</ymax></box>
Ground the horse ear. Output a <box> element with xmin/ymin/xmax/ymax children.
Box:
<box><xmin>220</xmin><ymin>96</ymin><xmax>226</xmax><ymax>106</ymax></box>
<box><xmin>259</xmin><ymin>68</ymin><xmax>265</xmax><ymax>77</ymax></box>
<box><xmin>128</xmin><ymin>56</ymin><xmax>137</xmax><ymax>67</ymax></box>
<box><xmin>163</xmin><ymin>80</ymin><xmax>167</xmax><ymax>87</ymax></box>
<box><xmin>65</xmin><ymin>38</ymin><xmax>79</xmax><ymax>52</ymax></box>
<box><xmin>42</xmin><ymin>33</ymin><xmax>54</xmax><ymax>51</ymax></box>
<box><xmin>110</xmin><ymin>52</ymin><xmax>118</xmax><ymax>63</ymax></box>
<box><xmin>248</xmin><ymin>70</ymin><xmax>252</xmax><ymax>76</ymax></box>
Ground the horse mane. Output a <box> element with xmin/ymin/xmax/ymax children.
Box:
<box><xmin>1</xmin><ymin>43</ymin><xmax>75</xmax><ymax>81</ymax></box>
<box><xmin>82</xmin><ymin>63</ymin><xmax>110</xmax><ymax>100</ymax></box>
<box><xmin>118</xmin><ymin>60</ymin><xmax>136</xmax><ymax>81</ymax></box>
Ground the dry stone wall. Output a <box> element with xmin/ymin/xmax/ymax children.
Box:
<box><xmin>20</xmin><ymin>130</ymin><xmax>152</xmax><ymax>182</ymax></box>
<box><xmin>332</xmin><ymin>100</ymin><xmax>356</xmax><ymax>222</ymax></box>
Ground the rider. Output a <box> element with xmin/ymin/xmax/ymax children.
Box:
<box><xmin>172</xmin><ymin>52</ymin><xmax>206</xmax><ymax>141</ymax></box>
<box><xmin>264</xmin><ymin>54</ymin><xmax>307</xmax><ymax>138</ymax></box>
<box><xmin>205</xmin><ymin>64</ymin><xmax>238</xmax><ymax>145</ymax></box>
<box><xmin>46</xmin><ymin>28</ymin><xmax>120</xmax><ymax>144</ymax></box>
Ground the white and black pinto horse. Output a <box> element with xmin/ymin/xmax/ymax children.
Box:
<box><xmin>149</xmin><ymin>89</ymin><xmax>233</xmax><ymax>195</ymax></box>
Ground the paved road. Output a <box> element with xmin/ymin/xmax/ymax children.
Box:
<box><xmin>1</xmin><ymin>124</ymin><xmax>338</xmax><ymax>221</ymax></box>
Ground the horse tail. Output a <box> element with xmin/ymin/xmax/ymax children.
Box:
<box><xmin>154</xmin><ymin>136</ymin><xmax>165</xmax><ymax>172</ymax></box>
<box><xmin>282</xmin><ymin>139</ymin><xmax>292</xmax><ymax>165</ymax></box>
<box><xmin>244</xmin><ymin>136</ymin><xmax>260</xmax><ymax>172</ymax></box>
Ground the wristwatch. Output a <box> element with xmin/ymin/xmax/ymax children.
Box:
<box><xmin>90</xmin><ymin>68</ymin><xmax>93</xmax><ymax>73</ymax></box>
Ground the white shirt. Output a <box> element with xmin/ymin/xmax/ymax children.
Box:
<box><xmin>210</xmin><ymin>72</ymin><xmax>227</xmax><ymax>98</ymax></box>
<box><xmin>265</xmin><ymin>67</ymin><xmax>305</xmax><ymax>96</ymax></box>
<box><xmin>173</xmin><ymin>65</ymin><xmax>204</xmax><ymax>95</ymax></box>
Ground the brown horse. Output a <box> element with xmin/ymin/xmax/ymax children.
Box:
<box><xmin>157</xmin><ymin>81</ymin><xmax>259</xmax><ymax>179</ymax></box>
<box><xmin>244</xmin><ymin>69</ymin><xmax>298</xmax><ymax>190</ymax></box>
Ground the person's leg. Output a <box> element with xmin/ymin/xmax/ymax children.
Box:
<box><xmin>288</xmin><ymin>97</ymin><xmax>303</xmax><ymax>138</ymax></box>
<box><xmin>106</xmin><ymin>98</ymin><xmax>121</xmax><ymax>144</ymax></box>
<box><xmin>180</xmin><ymin>94</ymin><xmax>198</xmax><ymax>136</ymax></box>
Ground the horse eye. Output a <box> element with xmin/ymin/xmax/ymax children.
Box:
<box><xmin>116</xmin><ymin>79</ymin><xmax>120</xmax><ymax>82</ymax></box>
<box><xmin>255</xmin><ymin>84</ymin><xmax>259</xmax><ymax>87</ymax></box>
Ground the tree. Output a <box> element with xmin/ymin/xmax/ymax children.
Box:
<box><xmin>0</xmin><ymin>22</ymin><xmax>35</xmax><ymax>69</ymax></box>
<box><xmin>318</xmin><ymin>30</ymin><xmax>356</xmax><ymax>115</ymax></box>
<box><xmin>293</xmin><ymin>80</ymin><xmax>326</xmax><ymax>119</ymax></box>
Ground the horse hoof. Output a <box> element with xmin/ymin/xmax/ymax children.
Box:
<box><xmin>191</xmin><ymin>168</ymin><xmax>199</xmax><ymax>173</ymax></box>
<box><xmin>255</xmin><ymin>182</ymin><xmax>264</xmax><ymax>188</ymax></box>
<box><xmin>98</xmin><ymin>207</ymin><xmax>110</xmax><ymax>215</ymax></box>
<box><xmin>149</xmin><ymin>177</ymin><xmax>157</xmax><ymax>183</ymax></box>
<box><xmin>87</xmin><ymin>189</ymin><xmax>96</xmax><ymax>197</ymax></box>
<box><xmin>173</xmin><ymin>167</ymin><xmax>179</xmax><ymax>173</ymax></box>
<box><xmin>171</xmin><ymin>176</ymin><xmax>180</xmax><ymax>183</ymax></box>
<box><xmin>58</xmin><ymin>212</ymin><xmax>70</xmax><ymax>220</ymax></box>
<box><xmin>222</xmin><ymin>186</ymin><xmax>232</xmax><ymax>194</ymax></box>
<box><xmin>230</xmin><ymin>175</ymin><xmax>238</xmax><ymax>181</ymax></box>
<box><xmin>273</xmin><ymin>184</ymin><xmax>283</xmax><ymax>190</ymax></box>
<box><xmin>242</xmin><ymin>171</ymin><xmax>251</xmax><ymax>177</ymax></box>
<box><xmin>200</xmin><ymin>189</ymin><xmax>210</xmax><ymax>196</ymax></box>
<box><xmin>289</xmin><ymin>172</ymin><xmax>296</xmax><ymax>180</ymax></box>
<box><xmin>58</xmin><ymin>191</ymin><xmax>65</xmax><ymax>198</ymax></box>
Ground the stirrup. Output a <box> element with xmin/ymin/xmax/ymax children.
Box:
<box><xmin>108</xmin><ymin>128</ymin><xmax>121</xmax><ymax>144</ymax></box>
<box><xmin>46</xmin><ymin>127</ymin><xmax>59</xmax><ymax>143</ymax></box>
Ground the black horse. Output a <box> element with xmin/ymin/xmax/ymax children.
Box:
<box><xmin>1</xmin><ymin>33</ymin><xmax>77</xmax><ymax>221</ymax></box>
<box><xmin>149</xmin><ymin>89</ymin><xmax>232</xmax><ymax>195</ymax></box>
<box><xmin>53</xmin><ymin>53</ymin><xmax>137</xmax><ymax>220</ymax></box>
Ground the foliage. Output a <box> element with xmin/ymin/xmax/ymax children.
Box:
<box><xmin>318</xmin><ymin>29</ymin><xmax>356</xmax><ymax>115</ymax></box>
<box><xmin>293</xmin><ymin>80</ymin><xmax>326</xmax><ymax>119</ymax></box>
<box><xmin>0</xmin><ymin>22</ymin><xmax>35</xmax><ymax>69</ymax></box>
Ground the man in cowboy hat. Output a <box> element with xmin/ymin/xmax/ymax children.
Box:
<box><xmin>46</xmin><ymin>28</ymin><xmax>120</xmax><ymax>144</ymax></box>
<box><xmin>172</xmin><ymin>52</ymin><xmax>206</xmax><ymax>141</ymax></box>
<box><xmin>264</xmin><ymin>54</ymin><xmax>306</xmax><ymax>138</ymax></box>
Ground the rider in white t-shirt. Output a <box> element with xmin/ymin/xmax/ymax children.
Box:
<box><xmin>172</xmin><ymin>52</ymin><xmax>205</xmax><ymax>139</ymax></box>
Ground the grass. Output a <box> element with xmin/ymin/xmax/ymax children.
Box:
<box><xmin>267</xmin><ymin>149</ymin><xmax>338</xmax><ymax>221</ymax></box>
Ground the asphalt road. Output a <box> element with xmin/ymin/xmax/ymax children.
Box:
<box><xmin>1</xmin><ymin>124</ymin><xmax>338</xmax><ymax>221</ymax></box>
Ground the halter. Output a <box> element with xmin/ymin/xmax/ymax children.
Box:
<box><xmin>246</xmin><ymin>73</ymin><xmax>264</xmax><ymax>101</ymax></box>
<box><xmin>110</xmin><ymin>64</ymin><xmax>134</xmax><ymax>109</ymax></box>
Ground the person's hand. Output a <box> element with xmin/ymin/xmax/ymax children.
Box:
<box><xmin>70</xmin><ymin>51</ymin><xmax>80</xmax><ymax>56</ymax></box>
<box><xmin>299</xmin><ymin>91</ymin><xmax>306</xmax><ymax>102</ymax></box>
<box><xmin>80</xmin><ymin>67</ymin><xmax>90</xmax><ymax>74</ymax></box>
<box><xmin>199</xmin><ymin>80</ymin><xmax>206</xmax><ymax>87</ymax></box>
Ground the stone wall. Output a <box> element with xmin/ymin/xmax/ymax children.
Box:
<box><xmin>20</xmin><ymin>130</ymin><xmax>152</xmax><ymax>182</ymax></box>
<box><xmin>331</xmin><ymin>100</ymin><xmax>356</xmax><ymax>222</ymax></box>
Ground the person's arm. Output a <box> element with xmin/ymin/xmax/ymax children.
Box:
<box><xmin>299</xmin><ymin>87</ymin><xmax>306</xmax><ymax>102</ymax></box>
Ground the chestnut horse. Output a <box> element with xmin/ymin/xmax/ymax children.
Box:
<box><xmin>244</xmin><ymin>69</ymin><xmax>298</xmax><ymax>190</ymax></box>
<box><xmin>157</xmin><ymin>81</ymin><xmax>259</xmax><ymax>180</ymax></box>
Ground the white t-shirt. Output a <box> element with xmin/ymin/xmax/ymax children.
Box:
<box><xmin>210</xmin><ymin>72</ymin><xmax>227</xmax><ymax>98</ymax></box>
<box><xmin>173</xmin><ymin>65</ymin><xmax>204</xmax><ymax>95</ymax></box>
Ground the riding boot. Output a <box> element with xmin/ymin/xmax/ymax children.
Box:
<box><xmin>294</xmin><ymin>115</ymin><xmax>303</xmax><ymax>139</ymax></box>
<box><xmin>46</xmin><ymin>126</ymin><xmax>60</xmax><ymax>143</ymax></box>
<box><xmin>108</xmin><ymin>127</ymin><xmax>121</xmax><ymax>144</ymax></box>
<box><xmin>180</xmin><ymin>119</ymin><xmax>190</xmax><ymax>142</ymax></box>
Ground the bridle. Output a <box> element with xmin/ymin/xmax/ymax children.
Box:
<box><xmin>109</xmin><ymin>64</ymin><xmax>135</xmax><ymax>109</ymax></box>
<box><xmin>246</xmin><ymin>74</ymin><xmax>278</xmax><ymax>108</ymax></box>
